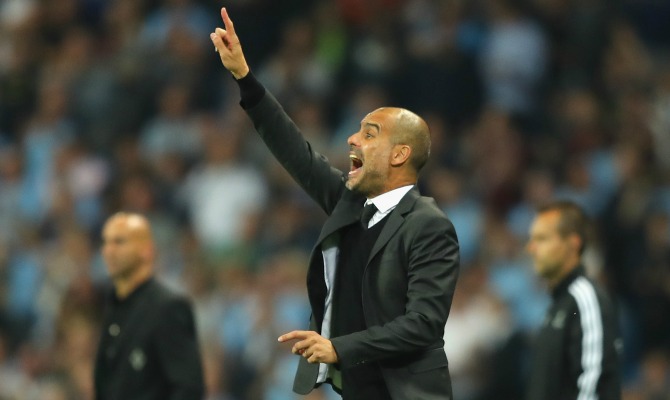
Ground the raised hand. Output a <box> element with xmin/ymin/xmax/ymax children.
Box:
<box><xmin>210</xmin><ymin>7</ymin><xmax>249</xmax><ymax>79</ymax></box>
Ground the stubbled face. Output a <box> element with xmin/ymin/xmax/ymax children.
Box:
<box><xmin>101</xmin><ymin>218</ymin><xmax>145</xmax><ymax>280</ymax></box>
<box><xmin>346</xmin><ymin>108</ymin><xmax>396</xmax><ymax>197</ymax></box>
<box><xmin>527</xmin><ymin>211</ymin><xmax>572</xmax><ymax>281</ymax></box>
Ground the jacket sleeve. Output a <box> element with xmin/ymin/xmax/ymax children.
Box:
<box><xmin>566</xmin><ymin>286</ymin><xmax>605</xmax><ymax>400</ymax></box>
<box><xmin>241</xmin><ymin>74</ymin><xmax>346</xmax><ymax>214</ymax></box>
<box><xmin>331</xmin><ymin>212</ymin><xmax>460</xmax><ymax>368</ymax></box>
<box><xmin>155</xmin><ymin>297</ymin><xmax>205</xmax><ymax>400</ymax></box>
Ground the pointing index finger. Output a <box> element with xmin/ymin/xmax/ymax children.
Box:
<box><xmin>221</xmin><ymin>7</ymin><xmax>236</xmax><ymax>36</ymax></box>
<box><xmin>278</xmin><ymin>330</ymin><xmax>310</xmax><ymax>342</ymax></box>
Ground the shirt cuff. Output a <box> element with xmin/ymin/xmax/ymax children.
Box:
<box><xmin>235</xmin><ymin>71</ymin><xmax>265</xmax><ymax>110</ymax></box>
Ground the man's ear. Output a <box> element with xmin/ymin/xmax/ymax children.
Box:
<box><xmin>391</xmin><ymin>144</ymin><xmax>411</xmax><ymax>167</ymax></box>
<box><xmin>568</xmin><ymin>233</ymin><xmax>582</xmax><ymax>254</ymax></box>
<box><xmin>142</xmin><ymin>242</ymin><xmax>156</xmax><ymax>264</ymax></box>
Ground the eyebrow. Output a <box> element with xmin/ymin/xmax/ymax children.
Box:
<box><xmin>362</xmin><ymin>121</ymin><xmax>381</xmax><ymax>133</ymax></box>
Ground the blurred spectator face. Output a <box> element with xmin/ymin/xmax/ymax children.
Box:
<box><xmin>158</xmin><ymin>83</ymin><xmax>191</xmax><ymax>119</ymax></box>
<box><xmin>119</xmin><ymin>176</ymin><xmax>155</xmax><ymax>212</ymax></box>
<box><xmin>60</xmin><ymin>27</ymin><xmax>93</xmax><ymax>69</ymax></box>
<box><xmin>43</xmin><ymin>0</ymin><xmax>78</xmax><ymax>28</ymax></box>
<box><xmin>166</xmin><ymin>26</ymin><xmax>205</xmax><ymax>64</ymax></box>
<box><xmin>105</xmin><ymin>0</ymin><xmax>141</xmax><ymax>27</ymax></box>
<box><xmin>280</xmin><ymin>18</ymin><xmax>314</xmax><ymax>59</ymax></box>
<box><xmin>563</xmin><ymin>89</ymin><xmax>599</xmax><ymax>125</ymax></box>
<box><xmin>527</xmin><ymin>210</ymin><xmax>579</xmax><ymax>281</ymax></box>
<box><xmin>203</xmin><ymin>130</ymin><xmax>240</xmax><ymax>165</ymax></box>
<box><xmin>427</xmin><ymin>168</ymin><xmax>463</xmax><ymax>205</ymax></box>
<box><xmin>564</xmin><ymin>157</ymin><xmax>590</xmax><ymax>190</ymax></box>
<box><xmin>523</xmin><ymin>170</ymin><xmax>555</xmax><ymax>206</ymax></box>
<box><xmin>0</xmin><ymin>146</ymin><xmax>22</xmax><ymax>181</ymax></box>
<box><xmin>36</xmin><ymin>81</ymin><xmax>69</xmax><ymax>122</ymax></box>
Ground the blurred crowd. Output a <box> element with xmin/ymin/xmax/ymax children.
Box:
<box><xmin>0</xmin><ymin>0</ymin><xmax>669</xmax><ymax>399</ymax></box>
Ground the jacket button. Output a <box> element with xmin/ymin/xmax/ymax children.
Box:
<box><xmin>109</xmin><ymin>324</ymin><xmax>120</xmax><ymax>336</ymax></box>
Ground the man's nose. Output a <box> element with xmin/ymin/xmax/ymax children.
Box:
<box><xmin>102</xmin><ymin>244</ymin><xmax>113</xmax><ymax>255</ymax></box>
<box><xmin>347</xmin><ymin>133</ymin><xmax>358</xmax><ymax>146</ymax></box>
<box><xmin>526</xmin><ymin>242</ymin><xmax>534</xmax><ymax>254</ymax></box>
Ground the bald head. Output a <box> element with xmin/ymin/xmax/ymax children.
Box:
<box><xmin>346</xmin><ymin>107</ymin><xmax>431</xmax><ymax>197</ymax></box>
<box><xmin>383</xmin><ymin>107</ymin><xmax>431</xmax><ymax>173</ymax></box>
<box><xmin>102</xmin><ymin>212</ymin><xmax>155</xmax><ymax>296</ymax></box>
<box><xmin>105</xmin><ymin>212</ymin><xmax>153</xmax><ymax>245</ymax></box>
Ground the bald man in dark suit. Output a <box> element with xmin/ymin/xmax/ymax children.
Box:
<box><xmin>94</xmin><ymin>213</ymin><xmax>204</xmax><ymax>400</ymax></box>
<box><xmin>211</xmin><ymin>9</ymin><xmax>460</xmax><ymax>400</ymax></box>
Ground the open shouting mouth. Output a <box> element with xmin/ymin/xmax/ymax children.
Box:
<box><xmin>349</xmin><ymin>154</ymin><xmax>363</xmax><ymax>177</ymax></box>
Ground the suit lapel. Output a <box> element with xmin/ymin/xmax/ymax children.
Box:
<box><xmin>315</xmin><ymin>187</ymin><xmax>420</xmax><ymax>266</ymax></box>
<box><xmin>367</xmin><ymin>188</ymin><xmax>420</xmax><ymax>264</ymax></box>
<box><xmin>307</xmin><ymin>187</ymin><xmax>419</xmax><ymax>322</ymax></box>
<box><xmin>316</xmin><ymin>190</ymin><xmax>365</xmax><ymax>245</ymax></box>
<box><xmin>307</xmin><ymin>190</ymin><xmax>363</xmax><ymax>325</ymax></box>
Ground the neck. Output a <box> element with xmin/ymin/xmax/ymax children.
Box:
<box><xmin>547</xmin><ymin>259</ymin><xmax>580</xmax><ymax>290</ymax></box>
<box><xmin>381</xmin><ymin>176</ymin><xmax>416</xmax><ymax>195</ymax></box>
<box><xmin>114</xmin><ymin>267</ymin><xmax>152</xmax><ymax>299</ymax></box>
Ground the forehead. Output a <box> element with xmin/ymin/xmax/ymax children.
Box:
<box><xmin>531</xmin><ymin>210</ymin><xmax>562</xmax><ymax>233</ymax></box>
<box><xmin>361</xmin><ymin>108</ymin><xmax>395</xmax><ymax>127</ymax></box>
<box><xmin>103</xmin><ymin>218</ymin><xmax>127</xmax><ymax>235</ymax></box>
<box><xmin>103</xmin><ymin>216</ymin><xmax>142</xmax><ymax>237</ymax></box>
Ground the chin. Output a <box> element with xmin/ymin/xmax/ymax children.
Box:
<box><xmin>345</xmin><ymin>178</ymin><xmax>359</xmax><ymax>191</ymax></box>
<box><xmin>347</xmin><ymin>182</ymin><xmax>371</xmax><ymax>197</ymax></box>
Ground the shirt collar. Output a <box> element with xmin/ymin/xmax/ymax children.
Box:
<box><xmin>365</xmin><ymin>185</ymin><xmax>414</xmax><ymax>213</ymax></box>
<box><xmin>551</xmin><ymin>265</ymin><xmax>586</xmax><ymax>299</ymax></box>
<box><xmin>111</xmin><ymin>277</ymin><xmax>154</xmax><ymax>304</ymax></box>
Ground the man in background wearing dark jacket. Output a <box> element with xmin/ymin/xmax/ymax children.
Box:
<box><xmin>94</xmin><ymin>212</ymin><xmax>204</xmax><ymax>400</ymax></box>
<box><xmin>526</xmin><ymin>201</ymin><xmax>621</xmax><ymax>400</ymax></box>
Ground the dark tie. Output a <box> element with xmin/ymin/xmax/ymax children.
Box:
<box><xmin>360</xmin><ymin>203</ymin><xmax>378</xmax><ymax>229</ymax></box>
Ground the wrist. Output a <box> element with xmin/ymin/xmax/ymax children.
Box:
<box><xmin>232</xmin><ymin>66</ymin><xmax>250</xmax><ymax>80</ymax></box>
<box><xmin>236</xmin><ymin>70</ymin><xmax>265</xmax><ymax>109</ymax></box>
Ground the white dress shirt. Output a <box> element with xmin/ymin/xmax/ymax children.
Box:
<box><xmin>317</xmin><ymin>185</ymin><xmax>414</xmax><ymax>383</ymax></box>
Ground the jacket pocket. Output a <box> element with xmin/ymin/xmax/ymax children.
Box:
<box><xmin>407</xmin><ymin>348</ymin><xmax>448</xmax><ymax>373</ymax></box>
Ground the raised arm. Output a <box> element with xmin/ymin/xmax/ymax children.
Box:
<box><xmin>210</xmin><ymin>7</ymin><xmax>249</xmax><ymax>80</ymax></box>
<box><xmin>208</xmin><ymin>7</ymin><xmax>347</xmax><ymax>213</ymax></box>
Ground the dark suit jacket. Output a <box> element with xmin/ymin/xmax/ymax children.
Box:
<box><xmin>93</xmin><ymin>279</ymin><xmax>204</xmax><ymax>400</ymax></box>
<box><xmin>245</xmin><ymin>87</ymin><xmax>460</xmax><ymax>400</ymax></box>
